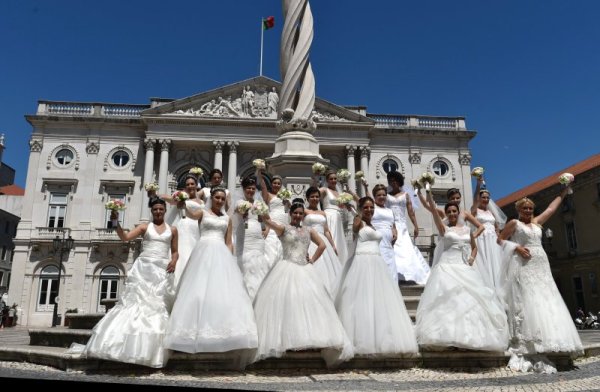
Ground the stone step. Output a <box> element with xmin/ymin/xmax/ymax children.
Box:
<box><xmin>65</xmin><ymin>313</ymin><xmax>104</xmax><ymax>330</ymax></box>
<box><xmin>29</xmin><ymin>328</ymin><xmax>92</xmax><ymax>348</ymax></box>
<box><xmin>403</xmin><ymin>296</ymin><xmax>420</xmax><ymax>312</ymax></box>
<box><xmin>400</xmin><ymin>284</ymin><xmax>425</xmax><ymax>297</ymax></box>
<box><xmin>0</xmin><ymin>343</ymin><xmax>578</xmax><ymax>372</ymax></box>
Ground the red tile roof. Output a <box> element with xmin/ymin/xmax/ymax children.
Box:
<box><xmin>0</xmin><ymin>184</ymin><xmax>25</xmax><ymax>196</ymax></box>
<box><xmin>496</xmin><ymin>154</ymin><xmax>600</xmax><ymax>208</ymax></box>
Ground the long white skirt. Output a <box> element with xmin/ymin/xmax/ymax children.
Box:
<box><xmin>474</xmin><ymin>229</ymin><xmax>504</xmax><ymax>294</ymax></box>
<box><xmin>394</xmin><ymin>223</ymin><xmax>430</xmax><ymax>284</ymax></box>
<box><xmin>336</xmin><ymin>252</ymin><xmax>419</xmax><ymax>355</ymax></box>
<box><xmin>325</xmin><ymin>208</ymin><xmax>348</xmax><ymax>264</ymax></box>
<box><xmin>310</xmin><ymin>232</ymin><xmax>342</xmax><ymax>296</ymax></box>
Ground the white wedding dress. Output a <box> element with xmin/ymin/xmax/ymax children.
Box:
<box><xmin>322</xmin><ymin>189</ymin><xmax>349</xmax><ymax>264</ymax></box>
<box><xmin>386</xmin><ymin>193</ymin><xmax>430</xmax><ymax>284</ymax></box>
<box><xmin>371</xmin><ymin>205</ymin><xmax>398</xmax><ymax>282</ymax></box>
<box><xmin>336</xmin><ymin>225</ymin><xmax>419</xmax><ymax>356</ymax></box>
<box><xmin>264</xmin><ymin>196</ymin><xmax>287</xmax><ymax>268</ymax></box>
<box><xmin>473</xmin><ymin>208</ymin><xmax>504</xmax><ymax>294</ymax></box>
<box><xmin>504</xmin><ymin>221</ymin><xmax>583</xmax><ymax>372</ymax></box>
<box><xmin>235</xmin><ymin>209</ymin><xmax>270</xmax><ymax>300</ymax></box>
<box><xmin>164</xmin><ymin>213</ymin><xmax>258</xmax><ymax>356</ymax></box>
<box><xmin>253</xmin><ymin>225</ymin><xmax>354</xmax><ymax>366</ymax></box>
<box><xmin>171</xmin><ymin>200</ymin><xmax>203</xmax><ymax>287</ymax></box>
<box><xmin>84</xmin><ymin>223</ymin><xmax>175</xmax><ymax>368</ymax></box>
<box><xmin>416</xmin><ymin>225</ymin><xmax>508</xmax><ymax>351</ymax></box>
<box><xmin>303</xmin><ymin>213</ymin><xmax>342</xmax><ymax>295</ymax></box>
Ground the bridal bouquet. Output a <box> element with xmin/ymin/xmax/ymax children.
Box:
<box><xmin>236</xmin><ymin>200</ymin><xmax>253</xmax><ymax>228</ymax></box>
<box><xmin>335</xmin><ymin>192</ymin><xmax>354</xmax><ymax>206</ymax></box>
<box><xmin>471</xmin><ymin>166</ymin><xmax>486</xmax><ymax>188</ymax></box>
<box><xmin>410</xmin><ymin>179</ymin><xmax>423</xmax><ymax>196</ymax></box>
<box><xmin>420</xmin><ymin>172</ymin><xmax>435</xmax><ymax>192</ymax></box>
<box><xmin>172</xmin><ymin>190</ymin><xmax>190</xmax><ymax>218</ymax></box>
<box><xmin>252</xmin><ymin>200</ymin><xmax>269</xmax><ymax>216</ymax></box>
<box><xmin>277</xmin><ymin>188</ymin><xmax>292</xmax><ymax>201</ymax></box>
<box><xmin>558</xmin><ymin>172</ymin><xmax>574</xmax><ymax>194</ymax></box>
<box><xmin>337</xmin><ymin>169</ymin><xmax>351</xmax><ymax>183</ymax></box>
<box><xmin>253</xmin><ymin>159</ymin><xmax>266</xmax><ymax>170</ymax></box>
<box><xmin>189</xmin><ymin>167</ymin><xmax>204</xmax><ymax>177</ymax></box>
<box><xmin>355</xmin><ymin>170</ymin><xmax>365</xmax><ymax>181</ymax></box>
<box><xmin>144</xmin><ymin>182</ymin><xmax>159</xmax><ymax>192</ymax></box>
<box><xmin>105</xmin><ymin>199</ymin><xmax>126</xmax><ymax>211</ymax></box>
<box><xmin>312</xmin><ymin>162</ymin><xmax>327</xmax><ymax>175</ymax></box>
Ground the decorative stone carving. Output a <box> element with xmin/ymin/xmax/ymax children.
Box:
<box><xmin>47</xmin><ymin>144</ymin><xmax>79</xmax><ymax>170</ymax></box>
<box><xmin>213</xmin><ymin>140</ymin><xmax>224</xmax><ymax>153</ymax></box>
<box><xmin>228</xmin><ymin>141</ymin><xmax>239</xmax><ymax>153</ymax></box>
<box><xmin>359</xmin><ymin>146</ymin><xmax>371</xmax><ymax>158</ymax></box>
<box><xmin>313</xmin><ymin>110</ymin><xmax>350</xmax><ymax>122</ymax></box>
<box><xmin>345</xmin><ymin>145</ymin><xmax>357</xmax><ymax>156</ymax></box>
<box><xmin>29</xmin><ymin>139</ymin><xmax>43</xmax><ymax>152</ymax></box>
<box><xmin>86</xmin><ymin>140</ymin><xmax>100</xmax><ymax>154</ymax></box>
<box><xmin>160</xmin><ymin>139</ymin><xmax>171</xmax><ymax>151</ymax></box>
<box><xmin>143</xmin><ymin>138</ymin><xmax>156</xmax><ymax>151</ymax></box>
<box><xmin>409</xmin><ymin>151</ymin><xmax>422</xmax><ymax>164</ymax></box>
<box><xmin>459</xmin><ymin>152</ymin><xmax>472</xmax><ymax>166</ymax></box>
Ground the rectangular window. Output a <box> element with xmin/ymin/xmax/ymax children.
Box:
<box><xmin>590</xmin><ymin>273</ymin><xmax>598</xmax><ymax>296</ymax></box>
<box><xmin>98</xmin><ymin>279</ymin><xmax>119</xmax><ymax>312</ymax></box>
<box><xmin>37</xmin><ymin>277</ymin><xmax>58</xmax><ymax>311</ymax></box>
<box><xmin>106</xmin><ymin>194</ymin><xmax>126</xmax><ymax>229</ymax></box>
<box><xmin>47</xmin><ymin>193</ymin><xmax>68</xmax><ymax>228</ymax></box>
<box><xmin>1</xmin><ymin>246</ymin><xmax>6</xmax><ymax>261</ymax></box>
<box><xmin>566</xmin><ymin>222</ymin><xmax>578</xmax><ymax>250</ymax></box>
<box><xmin>573</xmin><ymin>276</ymin><xmax>586</xmax><ymax>311</ymax></box>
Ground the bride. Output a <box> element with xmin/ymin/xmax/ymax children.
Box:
<box><xmin>257</xmin><ymin>168</ymin><xmax>287</xmax><ymax>268</ymax></box>
<box><xmin>499</xmin><ymin>186</ymin><xmax>583</xmax><ymax>373</ymax></box>
<box><xmin>253</xmin><ymin>200</ymin><xmax>353</xmax><ymax>366</ymax></box>
<box><xmin>164</xmin><ymin>187</ymin><xmax>258</xmax><ymax>358</ymax></box>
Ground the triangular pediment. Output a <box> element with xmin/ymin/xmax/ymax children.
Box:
<box><xmin>141</xmin><ymin>76</ymin><xmax>373</xmax><ymax>124</ymax></box>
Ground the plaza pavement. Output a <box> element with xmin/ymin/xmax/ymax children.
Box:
<box><xmin>1</xmin><ymin>327</ymin><xmax>600</xmax><ymax>391</ymax></box>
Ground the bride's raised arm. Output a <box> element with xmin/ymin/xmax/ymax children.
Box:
<box><xmin>426</xmin><ymin>190</ymin><xmax>446</xmax><ymax>236</ymax></box>
<box><xmin>262</xmin><ymin>213</ymin><xmax>285</xmax><ymax>237</ymax></box>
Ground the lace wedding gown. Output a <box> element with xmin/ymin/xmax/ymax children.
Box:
<box><xmin>303</xmin><ymin>213</ymin><xmax>342</xmax><ymax>295</ymax></box>
<box><xmin>164</xmin><ymin>213</ymin><xmax>258</xmax><ymax>356</ymax></box>
<box><xmin>473</xmin><ymin>208</ymin><xmax>504</xmax><ymax>294</ymax></box>
<box><xmin>371</xmin><ymin>205</ymin><xmax>398</xmax><ymax>282</ymax></box>
<box><xmin>336</xmin><ymin>225</ymin><xmax>419</xmax><ymax>355</ymax></box>
<box><xmin>386</xmin><ymin>193</ymin><xmax>430</xmax><ymax>284</ymax></box>
<box><xmin>253</xmin><ymin>225</ymin><xmax>353</xmax><ymax>366</ymax></box>
<box><xmin>264</xmin><ymin>196</ymin><xmax>287</xmax><ymax>268</ymax></box>
<box><xmin>171</xmin><ymin>200</ymin><xmax>203</xmax><ymax>287</ymax></box>
<box><xmin>84</xmin><ymin>223</ymin><xmax>175</xmax><ymax>368</ymax></box>
<box><xmin>504</xmin><ymin>221</ymin><xmax>583</xmax><ymax>372</ymax></box>
<box><xmin>322</xmin><ymin>189</ymin><xmax>349</xmax><ymax>264</ymax></box>
<box><xmin>416</xmin><ymin>225</ymin><xmax>508</xmax><ymax>351</ymax></box>
<box><xmin>236</xmin><ymin>209</ymin><xmax>270</xmax><ymax>300</ymax></box>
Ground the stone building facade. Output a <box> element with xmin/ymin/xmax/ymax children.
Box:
<box><xmin>9</xmin><ymin>76</ymin><xmax>476</xmax><ymax>326</ymax></box>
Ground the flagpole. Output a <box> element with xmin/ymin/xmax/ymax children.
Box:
<box><xmin>260</xmin><ymin>18</ymin><xmax>264</xmax><ymax>76</ymax></box>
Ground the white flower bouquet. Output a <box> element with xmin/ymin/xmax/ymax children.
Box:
<box><xmin>558</xmin><ymin>172</ymin><xmax>574</xmax><ymax>194</ymax></box>
<box><xmin>252</xmin><ymin>200</ymin><xmax>269</xmax><ymax>216</ymax></box>
<box><xmin>337</xmin><ymin>168</ymin><xmax>351</xmax><ymax>183</ymax></box>
<box><xmin>172</xmin><ymin>191</ymin><xmax>190</xmax><ymax>218</ymax></box>
<box><xmin>236</xmin><ymin>200</ymin><xmax>253</xmax><ymax>214</ymax></box>
<box><xmin>335</xmin><ymin>192</ymin><xmax>354</xmax><ymax>206</ymax></box>
<box><xmin>277</xmin><ymin>188</ymin><xmax>292</xmax><ymax>201</ymax></box>
<box><xmin>253</xmin><ymin>159</ymin><xmax>266</xmax><ymax>170</ymax></box>
<box><xmin>189</xmin><ymin>167</ymin><xmax>204</xmax><ymax>176</ymax></box>
<box><xmin>420</xmin><ymin>172</ymin><xmax>435</xmax><ymax>192</ymax></box>
<box><xmin>355</xmin><ymin>171</ymin><xmax>365</xmax><ymax>181</ymax></box>
<box><xmin>471</xmin><ymin>166</ymin><xmax>486</xmax><ymax>188</ymax></box>
<box><xmin>144</xmin><ymin>182</ymin><xmax>159</xmax><ymax>192</ymax></box>
<box><xmin>105</xmin><ymin>199</ymin><xmax>126</xmax><ymax>211</ymax></box>
<box><xmin>410</xmin><ymin>179</ymin><xmax>423</xmax><ymax>196</ymax></box>
<box><xmin>312</xmin><ymin>162</ymin><xmax>327</xmax><ymax>175</ymax></box>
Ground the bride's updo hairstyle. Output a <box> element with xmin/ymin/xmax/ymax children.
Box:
<box><xmin>305</xmin><ymin>186</ymin><xmax>320</xmax><ymax>199</ymax></box>
<box><xmin>210</xmin><ymin>185</ymin><xmax>227</xmax><ymax>198</ymax></box>
<box><xmin>358</xmin><ymin>196</ymin><xmax>374</xmax><ymax>209</ymax></box>
<box><xmin>325</xmin><ymin>170</ymin><xmax>337</xmax><ymax>180</ymax></box>
<box><xmin>241</xmin><ymin>176</ymin><xmax>257</xmax><ymax>189</ymax></box>
<box><xmin>446</xmin><ymin>188</ymin><xmax>461</xmax><ymax>200</ymax></box>
<box><xmin>148</xmin><ymin>196</ymin><xmax>166</xmax><ymax>208</ymax></box>
<box><xmin>372</xmin><ymin>184</ymin><xmax>388</xmax><ymax>197</ymax></box>
<box><xmin>289</xmin><ymin>198</ymin><xmax>305</xmax><ymax>214</ymax></box>
<box><xmin>515</xmin><ymin>197</ymin><xmax>535</xmax><ymax>210</ymax></box>
<box><xmin>444</xmin><ymin>201</ymin><xmax>460</xmax><ymax>213</ymax></box>
<box><xmin>479</xmin><ymin>189</ymin><xmax>491</xmax><ymax>198</ymax></box>
<box><xmin>386</xmin><ymin>171</ymin><xmax>404</xmax><ymax>187</ymax></box>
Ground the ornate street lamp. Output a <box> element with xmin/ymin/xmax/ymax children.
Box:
<box><xmin>52</xmin><ymin>234</ymin><xmax>74</xmax><ymax>327</ymax></box>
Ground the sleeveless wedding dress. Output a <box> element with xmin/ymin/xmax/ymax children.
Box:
<box><xmin>322</xmin><ymin>189</ymin><xmax>349</xmax><ymax>264</ymax></box>
<box><xmin>171</xmin><ymin>199</ymin><xmax>203</xmax><ymax>287</ymax></box>
<box><xmin>303</xmin><ymin>213</ymin><xmax>342</xmax><ymax>295</ymax></box>
<box><xmin>336</xmin><ymin>225</ymin><xmax>418</xmax><ymax>355</ymax></box>
<box><xmin>371</xmin><ymin>205</ymin><xmax>397</xmax><ymax>282</ymax></box>
<box><xmin>264</xmin><ymin>196</ymin><xmax>287</xmax><ymax>268</ymax></box>
<box><xmin>473</xmin><ymin>208</ymin><xmax>504</xmax><ymax>294</ymax></box>
<box><xmin>235</xmin><ymin>208</ymin><xmax>270</xmax><ymax>300</ymax></box>
<box><xmin>84</xmin><ymin>223</ymin><xmax>175</xmax><ymax>368</ymax></box>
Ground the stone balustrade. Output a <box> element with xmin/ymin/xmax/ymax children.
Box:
<box><xmin>35</xmin><ymin>227</ymin><xmax>70</xmax><ymax>239</ymax></box>
<box><xmin>369</xmin><ymin>114</ymin><xmax>466</xmax><ymax>130</ymax></box>
<box><xmin>38</xmin><ymin>101</ymin><xmax>148</xmax><ymax>117</ymax></box>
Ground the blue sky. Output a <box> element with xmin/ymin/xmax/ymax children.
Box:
<box><xmin>1</xmin><ymin>0</ymin><xmax>599</xmax><ymax>199</ymax></box>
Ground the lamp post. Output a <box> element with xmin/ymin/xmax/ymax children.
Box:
<box><xmin>52</xmin><ymin>234</ymin><xmax>74</xmax><ymax>327</ymax></box>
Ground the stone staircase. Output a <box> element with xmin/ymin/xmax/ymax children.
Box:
<box><xmin>400</xmin><ymin>284</ymin><xmax>424</xmax><ymax>321</ymax></box>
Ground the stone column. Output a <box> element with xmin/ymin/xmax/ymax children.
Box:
<box><xmin>227</xmin><ymin>141</ymin><xmax>239</xmax><ymax>195</ymax></box>
<box><xmin>345</xmin><ymin>145</ymin><xmax>357</xmax><ymax>193</ymax></box>
<box><xmin>158</xmin><ymin>139</ymin><xmax>171</xmax><ymax>194</ymax></box>
<box><xmin>359</xmin><ymin>146</ymin><xmax>370</xmax><ymax>197</ymax></box>
<box><xmin>213</xmin><ymin>141</ymin><xmax>224</xmax><ymax>171</ymax></box>
<box><xmin>141</xmin><ymin>138</ymin><xmax>156</xmax><ymax>220</ymax></box>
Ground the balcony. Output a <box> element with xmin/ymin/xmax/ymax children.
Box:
<box><xmin>94</xmin><ymin>228</ymin><xmax>121</xmax><ymax>241</ymax></box>
<box><xmin>369</xmin><ymin>114</ymin><xmax>466</xmax><ymax>130</ymax></box>
<box><xmin>35</xmin><ymin>227</ymin><xmax>70</xmax><ymax>240</ymax></box>
<box><xmin>37</xmin><ymin>101</ymin><xmax>149</xmax><ymax>118</ymax></box>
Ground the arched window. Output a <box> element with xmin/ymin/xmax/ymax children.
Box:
<box><xmin>112</xmin><ymin>151</ymin><xmax>130</xmax><ymax>167</ymax></box>
<box><xmin>55</xmin><ymin>149</ymin><xmax>74</xmax><ymax>166</ymax></box>
<box><xmin>98</xmin><ymin>266</ymin><xmax>120</xmax><ymax>312</ymax></box>
<box><xmin>37</xmin><ymin>265</ymin><xmax>59</xmax><ymax>311</ymax></box>
<box><xmin>432</xmin><ymin>160</ymin><xmax>449</xmax><ymax>177</ymax></box>
<box><xmin>382</xmin><ymin>159</ymin><xmax>398</xmax><ymax>174</ymax></box>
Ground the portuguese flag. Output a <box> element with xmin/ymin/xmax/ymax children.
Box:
<box><xmin>263</xmin><ymin>16</ymin><xmax>275</xmax><ymax>30</ymax></box>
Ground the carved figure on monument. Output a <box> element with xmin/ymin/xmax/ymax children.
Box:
<box><xmin>241</xmin><ymin>85</ymin><xmax>255</xmax><ymax>116</ymax></box>
<box><xmin>198</xmin><ymin>99</ymin><xmax>217</xmax><ymax>115</ymax></box>
<box><xmin>211</xmin><ymin>96</ymin><xmax>241</xmax><ymax>117</ymax></box>
<box><xmin>267</xmin><ymin>87</ymin><xmax>279</xmax><ymax>116</ymax></box>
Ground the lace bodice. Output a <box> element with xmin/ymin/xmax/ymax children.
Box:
<box><xmin>354</xmin><ymin>225</ymin><xmax>382</xmax><ymax>256</ymax></box>
<box><xmin>476</xmin><ymin>208</ymin><xmax>497</xmax><ymax>234</ymax></box>
<box><xmin>512</xmin><ymin>221</ymin><xmax>542</xmax><ymax>248</ymax></box>
<box><xmin>386</xmin><ymin>193</ymin><xmax>408</xmax><ymax>226</ymax></box>
<box><xmin>303</xmin><ymin>213</ymin><xmax>326</xmax><ymax>235</ymax></box>
<box><xmin>280</xmin><ymin>225</ymin><xmax>311</xmax><ymax>265</ymax></box>
<box><xmin>199</xmin><ymin>213</ymin><xmax>229</xmax><ymax>240</ymax></box>
<box><xmin>372</xmin><ymin>205</ymin><xmax>395</xmax><ymax>233</ymax></box>
<box><xmin>322</xmin><ymin>188</ymin><xmax>340</xmax><ymax>212</ymax></box>
<box><xmin>269</xmin><ymin>196</ymin><xmax>288</xmax><ymax>225</ymax></box>
<box><xmin>140</xmin><ymin>223</ymin><xmax>172</xmax><ymax>259</ymax></box>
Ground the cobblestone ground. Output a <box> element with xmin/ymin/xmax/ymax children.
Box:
<box><xmin>1</xmin><ymin>356</ymin><xmax>600</xmax><ymax>390</ymax></box>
